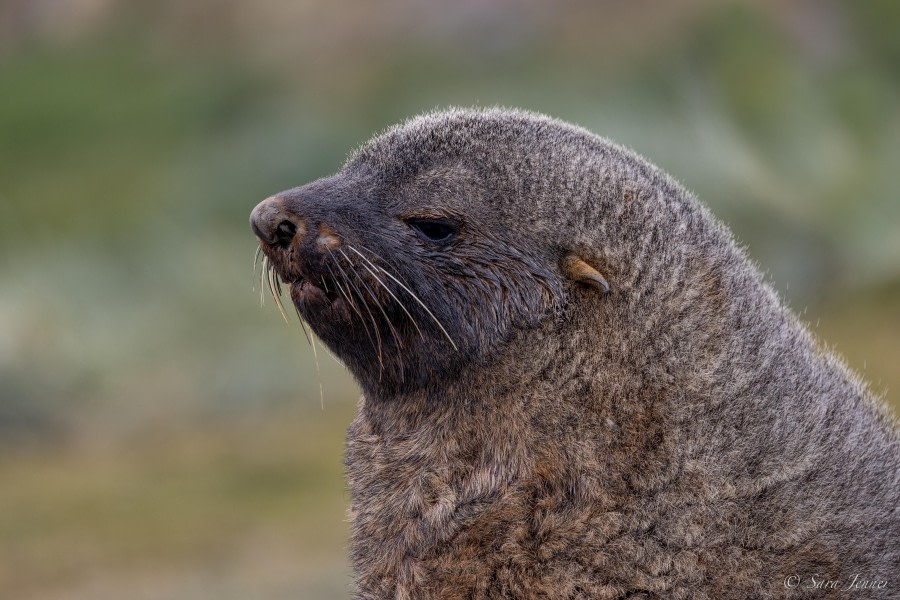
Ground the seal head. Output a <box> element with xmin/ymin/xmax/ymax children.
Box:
<box><xmin>250</xmin><ymin>113</ymin><xmax>602</xmax><ymax>394</ymax></box>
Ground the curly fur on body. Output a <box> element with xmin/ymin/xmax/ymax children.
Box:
<box><xmin>254</xmin><ymin>108</ymin><xmax>900</xmax><ymax>599</ymax></box>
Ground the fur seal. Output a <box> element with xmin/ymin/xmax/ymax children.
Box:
<box><xmin>250</xmin><ymin>108</ymin><xmax>899</xmax><ymax>599</ymax></box>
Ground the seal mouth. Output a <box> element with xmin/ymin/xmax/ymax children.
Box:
<box><xmin>282</xmin><ymin>273</ymin><xmax>351</xmax><ymax>324</ymax></box>
<box><xmin>254</xmin><ymin>231</ymin><xmax>462</xmax><ymax>376</ymax></box>
<box><xmin>254</xmin><ymin>242</ymin><xmax>352</xmax><ymax>326</ymax></box>
<box><xmin>289</xmin><ymin>277</ymin><xmax>341</xmax><ymax>307</ymax></box>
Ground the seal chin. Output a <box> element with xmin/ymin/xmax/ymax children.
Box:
<box><xmin>289</xmin><ymin>279</ymin><xmax>351</xmax><ymax>324</ymax></box>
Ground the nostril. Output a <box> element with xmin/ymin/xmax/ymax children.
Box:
<box><xmin>274</xmin><ymin>220</ymin><xmax>297</xmax><ymax>246</ymax></box>
<box><xmin>250</xmin><ymin>196</ymin><xmax>306</xmax><ymax>245</ymax></box>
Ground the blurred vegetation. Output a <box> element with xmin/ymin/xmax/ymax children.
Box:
<box><xmin>1</xmin><ymin>1</ymin><xmax>898</xmax><ymax>598</ymax></box>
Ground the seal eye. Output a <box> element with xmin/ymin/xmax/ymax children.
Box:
<box><xmin>405</xmin><ymin>218</ymin><xmax>458</xmax><ymax>244</ymax></box>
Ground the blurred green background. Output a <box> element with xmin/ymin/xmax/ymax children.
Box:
<box><xmin>1</xmin><ymin>1</ymin><xmax>898</xmax><ymax>598</ymax></box>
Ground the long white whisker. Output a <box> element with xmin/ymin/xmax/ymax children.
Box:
<box><xmin>346</xmin><ymin>245</ymin><xmax>458</xmax><ymax>350</ymax></box>
<box><xmin>267</xmin><ymin>263</ymin><xmax>290</xmax><ymax>325</ymax></box>
<box><xmin>338</xmin><ymin>248</ymin><xmax>424</xmax><ymax>340</ymax></box>
<box><xmin>326</xmin><ymin>260</ymin><xmax>378</xmax><ymax>351</ymax></box>
<box><xmin>290</xmin><ymin>301</ymin><xmax>313</xmax><ymax>346</ymax></box>
<box><xmin>338</xmin><ymin>250</ymin><xmax>406</xmax><ymax>377</ymax></box>
<box><xmin>330</xmin><ymin>249</ymin><xmax>385</xmax><ymax>377</ymax></box>
<box><xmin>260</xmin><ymin>256</ymin><xmax>268</xmax><ymax>307</ymax></box>
<box><xmin>309</xmin><ymin>330</ymin><xmax>324</xmax><ymax>410</ymax></box>
<box><xmin>252</xmin><ymin>245</ymin><xmax>263</xmax><ymax>291</ymax></box>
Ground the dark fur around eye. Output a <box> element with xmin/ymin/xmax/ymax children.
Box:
<box><xmin>405</xmin><ymin>218</ymin><xmax>459</xmax><ymax>243</ymax></box>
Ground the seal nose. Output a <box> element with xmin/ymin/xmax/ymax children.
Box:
<box><xmin>250</xmin><ymin>196</ymin><xmax>306</xmax><ymax>247</ymax></box>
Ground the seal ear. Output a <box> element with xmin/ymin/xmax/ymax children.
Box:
<box><xmin>563</xmin><ymin>254</ymin><xmax>610</xmax><ymax>295</ymax></box>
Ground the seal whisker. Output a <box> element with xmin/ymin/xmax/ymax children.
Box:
<box><xmin>287</xmin><ymin>300</ymin><xmax>314</xmax><ymax>347</ymax></box>
<box><xmin>325</xmin><ymin>260</ymin><xmax>379</xmax><ymax>353</ymax></box>
<box><xmin>277</xmin><ymin>275</ymin><xmax>321</xmax><ymax>406</ymax></box>
<box><xmin>266</xmin><ymin>259</ymin><xmax>290</xmax><ymax>325</ymax></box>
<box><xmin>259</xmin><ymin>255</ymin><xmax>269</xmax><ymax>308</ymax></box>
<box><xmin>252</xmin><ymin>245</ymin><xmax>263</xmax><ymax>291</ymax></box>
<box><xmin>257</xmin><ymin>253</ymin><xmax>313</xmax><ymax>347</ymax></box>
<box><xmin>288</xmin><ymin>295</ymin><xmax>325</xmax><ymax>408</ymax></box>
<box><xmin>308</xmin><ymin>327</ymin><xmax>325</xmax><ymax>410</ymax></box>
<box><xmin>347</xmin><ymin>244</ymin><xmax>458</xmax><ymax>350</ymax></box>
<box><xmin>329</xmin><ymin>249</ymin><xmax>386</xmax><ymax>378</ymax></box>
<box><xmin>340</xmin><ymin>246</ymin><xmax>425</xmax><ymax>341</ymax></box>
<box><xmin>338</xmin><ymin>249</ymin><xmax>407</xmax><ymax>380</ymax></box>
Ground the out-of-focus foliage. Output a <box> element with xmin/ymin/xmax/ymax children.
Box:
<box><xmin>0</xmin><ymin>1</ymin><xmax>898</xmax><ymax>598</ymax></box>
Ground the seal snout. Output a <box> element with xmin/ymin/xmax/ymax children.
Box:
<box><xmin>251</xmin><ymin>192</ymin><xmax>349</xmax><ymax>316</ymax></box>
<box><xmin>250</xmin><ymin>195</ymin><xmax>309</xmax><ymax>248</ymax></box>
<box><xmin>251</xmin><ymin>195</ymin><xmax>343</xmax><ymax>254</ymax></box>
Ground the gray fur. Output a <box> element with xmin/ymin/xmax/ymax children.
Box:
<box><xmin>260</xmin><ymin>107</ymin><xmax>900</xmax><ymax>599</ymax></box>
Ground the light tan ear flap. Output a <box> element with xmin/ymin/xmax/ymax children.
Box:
<box><xmin>563</xmin><ymin>254</ymin><xmax>610</xmax><ymax>295</ymax></box>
